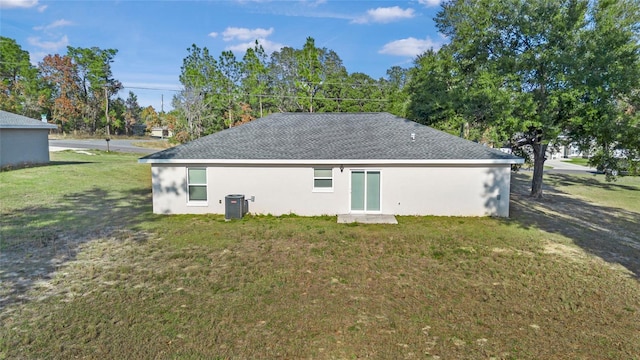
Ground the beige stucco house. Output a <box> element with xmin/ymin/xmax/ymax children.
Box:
<box><xmin>0</xmin><ymin>110</ymin><xmax>57</xmax><ymax>169</ymax></box>
<box><xmin>139</xmin><ymin>113</ymin><xmax>523</xmax><ymax>217</ymax></box>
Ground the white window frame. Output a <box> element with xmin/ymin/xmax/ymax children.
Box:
<box><xmin>186</xmin><ymin>167</ymin><xmax>208</xmax><ymax>206</ymax></box>
<box><xmin>312</xmin><ymin>168</ymin><xmax>334</xmax><ymax>192</ymax></box>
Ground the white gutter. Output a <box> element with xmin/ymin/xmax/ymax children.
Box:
<box><xmin>138</xmin><ymin>158</ymin><xmax>524</xmax><ymax>165</ymax></box>
<box><xmin>0</xmin><ymin>124</ymin><xmax>57</xmax><ymax>129</ymax></box>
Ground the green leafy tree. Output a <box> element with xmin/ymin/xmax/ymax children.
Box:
<box><xmin>268</xmin><ymin>46</ymin><xmax>301</xmax><ymax>112</ymax></box>
<box><xmin>218</xmin><ymin>50</ymin><xmax>242</xmax><ymax>127</ymax></box>
<box><xmin>295</xmin><ymin>37</ymin><xmax>323</xmax><ymax>112</ymax></box>
<box><xmin>341</xmin><ymin>73</ymin><xmax>385</xmax><ymax>112</ymax></box>
<box><xmin>67</xmin><ymin>46</ymin><xmax>122</xmax><ymax>133</ymax></box>
<box><xmin>313</xmin><ymin>48</ymin><xmax>348</xmax><ymax>112</ymax></box>
<box><xmin>108</xmin><ymin>97</ymin><xmax>126</xmax><ymax>134</ymax></box>
<box><xmin>383</xmin><ymin>66</ymin><xmax>410</xmax><ymax>117</ymax></box>
<box><xmin>0</xmin><ymin>37</ymin><xmax>43</xmax><ymax>117</ymax></box>
<box><xmin>174</xmin><ymin>44</ymin><xmax>222</xmax><ymax>139</ymax></box>
<box><xmin>566</xmin><ymin>0</ymin><xmax>640</xmax><ymax>178</ymax></box>
<box><xmin>124</xmin><ymin>91</ymin><xmax>141</xmax><ymax>135</ymax></box>
<box><xmin>241</xmin><ymin>41</ymin><xmax>269</xmax><ymax>118</ymax></box>
<box><xmin>427</xmin><ymin>0</ymin><xmax>640</xmax><ymax>197</ymax></box>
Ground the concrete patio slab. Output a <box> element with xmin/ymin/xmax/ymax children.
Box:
<box><xmin>337</xmin><ymin>214</ymin><xmax>398</xmax><ymax>224</ymax></box>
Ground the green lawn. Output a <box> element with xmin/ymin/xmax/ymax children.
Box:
<box><xmin>1</xmin><ymin>151</ymin><xmax>640</xmax><ymax>359</ymax></box>
<box><xmin>563</xmin><ymin>157</ymin><xmax>590</xmax><ymax>166</ymax></box>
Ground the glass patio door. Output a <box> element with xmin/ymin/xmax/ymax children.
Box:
<box><xmin>350</xmin><ymin>170</ymin><xmax>380</xmax><ymax>212</ymax></box>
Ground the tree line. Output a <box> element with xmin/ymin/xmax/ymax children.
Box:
<box><xmin>0</xmin><ymin>35</ymin><xmax>408</xmax><ymax>139</ymax></box>
<box><xmin>1</xmin><ymin>37</ymin><xmax>146</xmax><ymax>135</ymax></box>
<box><xmin>1</xmin><ymin>0</ymin><xmax>639</xmax><ymax>197</ymax></box>
<box><xmin>169</xmin><ymin>37</ymin><xmax>408</xmax><ymax>142</ymax></box>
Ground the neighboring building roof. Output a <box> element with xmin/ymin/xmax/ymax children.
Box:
<box><xmin>0</xmin><ymin>110</ymin><xmax>57</xmax><ymax>129</ymax></box>
<box><xmin>140</xmin><ymin>112</ymin><xmax>523</xmax><ymax>165</ymax></box>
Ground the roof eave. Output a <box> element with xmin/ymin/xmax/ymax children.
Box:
<box><xmin>0</xmin><ymin>124</ymin><xmax>58</xmax><ymax>129</ymax></box>
<box><xmin>138</xmin><ymin>158</ymin><xmax>524</xmax><ymax>165</ymax></box>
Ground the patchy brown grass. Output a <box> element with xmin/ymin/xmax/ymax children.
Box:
<box><xmin>130</xmin><ymin>140</ymin><xmax>175</xmax><ymax>150</ymax></box>
<box><xmin>1</xmin><ymin>156</ymin><xmax>639</xmax><ymax>359</ymax></box>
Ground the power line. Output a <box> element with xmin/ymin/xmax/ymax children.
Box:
<box><xmin>120</xmin><ymin>86</ymin><xmax>391</xmax><ymax>103</ymax></box>
<box><xmin>122</xmin><ymin>86</ymin><xmax>181</xmax><ymax>92</ymax></box>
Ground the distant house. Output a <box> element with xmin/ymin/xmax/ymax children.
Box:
<box><xmin>0</xmin><ymin>110</ymin><xmax>57</xmax><ymax>169</ymax></box>
<box><xmin>139</xmin><ymin>112</ymin><xmax>524</xmax><ymax>217</ymax></box>
<box><xmin>150</xmin><ymin>126</ymin><xmax>173</xmax><ymax>138</ymax></box>
<box><xmin>547</xmin><ymin>137</ymin><xmax>589</xmax><ymax>160</ymax></box>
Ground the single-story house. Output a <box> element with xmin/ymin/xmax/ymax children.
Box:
<box><xmin>150</xmin><ymin>126</ymin><xmax>173</xmax><ymax>138</ymax></box>
<box><xmin>0</xmin><ymin>110</ymin><xmax>57</xmax><ymax>169</ymax></box>
<box><xmin>139</xmin><ymin>112</ymin><xmax>524</xmax><ymax>217</ymax></box>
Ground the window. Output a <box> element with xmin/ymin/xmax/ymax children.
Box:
<box><xmin>187</xmin><ymin>168</ymin><xmax>207</xmax><ymax>202</ymax></box>
<box><xmin>313</xmin><ymin>168</ymin><xmax>333</xmax><ymax>191</ymax></box>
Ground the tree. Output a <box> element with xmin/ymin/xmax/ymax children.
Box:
<box><xmin>218</xmin><ymin>50</ymin><xmax>242</xmax><ymax>127</ymax></box>
<box><xmin>429</xmin><ymin>0</ymin><xmax>640</xmax><ymax>198</ymax></box>
<box><xmin>268</xmin><ymin>46</ymin><xmax>303</xmax><ymax>112</ymax></box>
<box><xmin>567</xmin><ymin>0</ymin><xmax>640</xmax><ymax>178</ymax></box>
<box><xmin>341</xmin><ymin>73</ymin><xmax>385</xmax><ymax>112</ymax></box>
<box><xmin>241</xmin><ymin>41</ymin><xmax>269</xmax><ymax>118</ymax></box>
<box><xmin>0</xmin><ymin>37</ymin><xmax>43</xmax><ymax>117</ymax></box>
<box><xmin>295</xmin><ymin>37</ymin><xmax>323</xmax><ymax>112</ymax></box>
<box><xmin>313</xmin><ymin>48</ymin><xmax>348</xmax><ymax>112</ymax></box>
<box><xmin>407</xmin><ymin>47</ymin><xmax>514</xmax><ymax>143</ymax></box>
<box><xmin>124</xmin><ymin>91</ymin><xmax>141</xmax><ymax>135</ymax></box>
<box><xmin>39</xmin><ymin>54</ymin><xmax>81</xmax><ymax>132</ymax></box>
<box><xmin>141</xmin><ymin>105</ymin><xmax>160</xmax><ymax>131</ymax></box>
<box><xmin>67</xmin><ymin>46</ymin><xmax>122</xmax><ymax>133</ymax></box>
<box><xmin>383</xmin><ymin>66</ymin><xmax>410</xmax><ymax>117</ymax></box>
<box><xmin>174</xmin><ymin>44</ymin><xmax>222</xmax><ymax>139</ymax></box>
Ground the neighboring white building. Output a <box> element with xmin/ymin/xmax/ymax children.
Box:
<box><xmin>139</xmin><ymin>113</ymin><xmax>524</xmax><ymax>217</ymax></box>
<box><xmin>547</xmin><ymin>143</ymin><xmax>588</xmax><ymax>159</ymax></box>
<box><xmin>150</xmin><ymin>126</ymin><xmax>173</xmax><ymax>138</ymax></box>
<box><xmin>0</xmin><ymin>110</ymin><xmax>57</xmax><ymax>169</ymax></box>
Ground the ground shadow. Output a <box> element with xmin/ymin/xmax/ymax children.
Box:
<box><xmin>508</xmin><ymin>172</ymin><xmax>640</xmax><ymax>279</ymax></box>
<box><xmin>49</xmin><ymin>161</ymin><xmax>95</xmax><ymax>166</ymax></box>
<box><xmin>0</xmin><ymin>186</ymin><xmax>157</xmax><ymax>311</ymax></box>
<box><xmin>0</xmin><ymin>160</ymin><xmax>95</xmax><ymax>172</ymax></box>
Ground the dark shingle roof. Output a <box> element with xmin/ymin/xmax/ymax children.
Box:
<box><xmin>141</xmin><ymin>112</ymin><xmax>522</xmax><ymax>163</ymax></box>
<box><xmin>0</xmin><ymin>110</ymin><xmax>57</xmax><ymax>129</ymax></box>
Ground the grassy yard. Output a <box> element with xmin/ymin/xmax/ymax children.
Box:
<box><xmin>563</xmin><ymin>157</ymin><xmax>590</xmax><ymax>166</ymax></box>
<box><xmin>1</xmin><ymin>151</ymin><xmax>640</xmax><ymax>359</ymax></box>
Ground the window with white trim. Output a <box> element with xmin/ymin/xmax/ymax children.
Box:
<box><xmin>313</xmin><ymin>168</ymin><xmax>333</xmax><ymax>191</ymax></box>
<box><xmin>187</xmin><ymin>168</ymin><xmax>207</xmax><ymax>202</ymax></box>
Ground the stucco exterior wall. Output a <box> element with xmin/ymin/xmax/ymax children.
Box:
<box><xmin>150</xmin><ymin>163</ymin><xmax>512</xmax><ymax>217</ymax></box>
<box><xmin>0</xmin><ymin>128</ymin><xmax>51</xmax><ymax>168</ymax></box>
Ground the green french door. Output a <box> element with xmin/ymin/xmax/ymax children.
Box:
<box><xmin>350</xmin><ymin>170</ymin><xmax>381</xmax><ymax>212</ymax></box>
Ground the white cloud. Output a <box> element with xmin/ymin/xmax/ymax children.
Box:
<box><xmin>352</xmin><ymin>6</ymin><xmax>415</xmax><ymax>24</ymax></box>
<box><xmin>27</xmin><ymin>35</ymin><xmax>69</xmax><ymax>52</ymax></box>
<box><xmin>226</xmin><ymin>38</ymin><xmax>284</xmax><ymax>54</ymax></box>
<box><xmin>33</xmin><ymin>19</ymin><xmax>72</xmax><ymax>31</ymax></box>
<box><xmin>221</xmin><ymin>27</ymin><xmax>274</xmax><ymax>41</ymax></box>
<box><xmin>208</xmin><ymin>32</ymin><xmax>219</xmax><ymax>38</ymax></box>
<box><xmin>0</xmin><ymin>0</ymin><xmax>38</xmax><ymax>9</ymax></box>
<box><xmin>301</xmin><ymin>0</ymin><xmax>326</xmax><ymax>6</ymax></box>
<box><xmin>379</xmin><ymin>36</ymin><xmax>442</xmax><ymax>57</ymax></box>
<box><xmin>418</xmin><ymin>0</ymin><xmax>443</xmax><ymax>7</ymax></box>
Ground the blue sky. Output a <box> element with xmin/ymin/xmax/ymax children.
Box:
<box><xmin>1</xmin><ymin>0</ymin><xmax>445</xmax><ymax>110</ymax></box>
